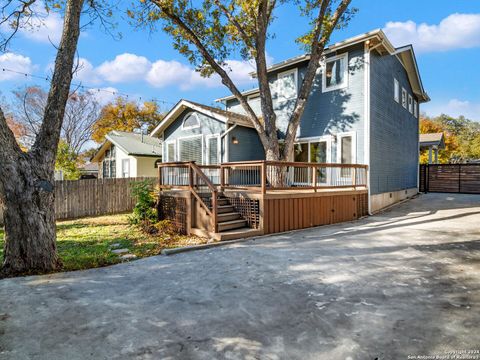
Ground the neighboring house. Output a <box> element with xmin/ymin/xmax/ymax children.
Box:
<box><xmin>419</xmin><ymin>133</ymin><xmax>445</xmax><ymax>164</ymax></box>
<box><xmin>151</xmin><ymin>29</ymin><xmax>430</xmax><ymax>212</ymax></box>
<box><xmin>79</xmin><ymin>162</ymin><xmax>99</xmax><ymax>179</ymax></box>
<box><xmin>92</xmin><ymin>131</ymin><xmax>162</xmax><ymax>178</ymax></box>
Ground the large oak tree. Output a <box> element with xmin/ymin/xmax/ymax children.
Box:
<box><xmin>0</xmin><ymin>0</ymin><xmax>111</xmax><ymax>276</ymax></box>
<box><xmin>133</xmin><ymin>0</ymin><xmax>355</xmax><ymax>163</ymax></box>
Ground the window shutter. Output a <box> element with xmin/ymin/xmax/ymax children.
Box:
<box><xmin>179</xmin><ymin>137</ymin><xmax>202</xmax><ymax>164</ymax></box>
<box><xmin>208</xmin><ymin>137</ymin><xmax>219</xmax><ymax>165</ymax></box>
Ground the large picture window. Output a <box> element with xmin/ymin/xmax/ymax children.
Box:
<box><xmin>322</xmin><ymin>53</ymin><xmax>348</xmax><ymax>92</ymax></box>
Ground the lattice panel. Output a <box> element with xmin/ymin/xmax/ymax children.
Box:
<box><xmin>158</xmin><ymin>195</ymin><xmax>187</xmax><ymax>234</ymax></box>
<box><xmin>226</xmin><ymin>196</ymin><xmax>260</xmax><ymax>229</ymax></box>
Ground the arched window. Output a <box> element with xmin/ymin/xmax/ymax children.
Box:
<box><xmin>182</xmin><ymin>112</ymin><xmax>200</xmax><ymax>129</ymax></box>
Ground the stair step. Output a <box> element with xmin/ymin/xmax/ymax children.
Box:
<box><xmin>217</xmin><ymin>205</ymin><xmax>235</xmax><ymax>214</ymax></box>
<box><xmin>217</xmin><ymin>198</ymin><xmax>230</xmax><ymax>206</ymax></box>
<box><xmin>218</xmin><ymin>219</ymin><xmax>247</xmax><ymax>232</ymax></box>
<box><xmin>218</xmin><ymin>212</ymin><xmax>241</xmax><ymax>222</ymax></box>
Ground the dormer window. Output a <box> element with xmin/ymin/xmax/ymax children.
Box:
<box><xmin>322</xmin><ymin>53</ymin><xmax>348</xmax><ymax>92</ymax></box>
<box><xmin>182</xmin><ymin>112</ymin><xmax>200</xmax><ymax>129</ymax></box>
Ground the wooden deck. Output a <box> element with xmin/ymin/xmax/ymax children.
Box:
<box><xmin>157</xmin><ymin>161</ymin><xmax>369</xmax><ymax>240</ymax></box>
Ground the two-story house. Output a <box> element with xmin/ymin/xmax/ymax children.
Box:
<box><xmin>151</xmin><ymin>29</ymin><xmax>429</xmax><ymax>213</ymax></box>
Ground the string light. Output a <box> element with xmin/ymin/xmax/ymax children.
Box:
<box><xmin>0</xmin><ymin>67</ymin><xmax>176</xmax><ymax>107</ymax></box>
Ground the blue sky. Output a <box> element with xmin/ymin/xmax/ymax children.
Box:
<box><xmin>1</xmin><ymin>0</ymin><xmax>479</xmax><ymax>120</ymax></box>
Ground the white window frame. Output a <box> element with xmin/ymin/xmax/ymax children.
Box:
<box><xmin>121</xmin><ymin>159</ymin><xmax>130</xmax><ymax>178</ymax></box>
<box><xmin>178</xmin><ymin>134</ymin><xmax>204</xmax><ymax>164</ymax></box>
<box><xmin>277</xmin><ymin>68</ymin><xmax>298</xmax><ymax>103</ymax></box>
<box><xmin>181</xmin><ymin>112</ymin><xmax>201</xmax><ymax>130</ymax></box>
<box><xmin>401</xmin><ymin>88</ymin><xmax>407</xmax><ymax>109</ymax></box>
<box><xmin>408</xmin><ymin>94</ymin><xmax>413</xmax><ymax>114</ymax></box>
<box><xmin>165</xmin><ymin>140</ymin><xmax>177</xmax><ymax>162</ymax></box>
<box><xmin>336</xmin><ymin>131</ymin><xmax>357</xmax><ymax>166</ymax></box>
<box><xmin>206</xmin><ymin>134</ymin><xmax>221</xmax><ymax>165</ymax></box>
<box><xmin>394</xmin><ymin>78</ymin><xmax>400</xmax><ymax>103</ymax></box>
<box><xmin>322</xmin><ymin>52</ymin><xmax>349</xmax><ymax>93</ymax></box>
<box><xmin>414</xmin><ymin>100</ymin><xmax>418</xmax><ymax>118</ymax></box>
<box><xmin>294</xmin><ymin>136</ymin><xmax>333</xmax><ymax>185</ymax></box>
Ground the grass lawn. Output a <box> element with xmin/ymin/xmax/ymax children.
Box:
<box><xmin>0</xmin><ymin>214</ymin><xmax>207</xmax><ymax>273</ymax></box>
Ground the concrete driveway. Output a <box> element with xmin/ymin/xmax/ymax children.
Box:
<box><xmin>1</xmin><ymin>193</ymin><xmax>479</xmax><ymax>360</ymax></box>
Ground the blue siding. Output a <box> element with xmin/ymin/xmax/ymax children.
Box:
<box><xmin>163</xmin><ymin>110</ymin><xmax>225</xmax><ymax>164</ymax></box>
<box><xmin>228</xmin><ymin>126</ymin><xmax>265</xmax><ymax>162</ymax></box>
<box><xmin>299</xmin><ymin>45</ymin><xmax>365</xmax><ymax>163</ymax></box>
<box><xmin>370</xmin><ymin>51</ymin><xmax>419</xmax><ymax>195</ymax></box>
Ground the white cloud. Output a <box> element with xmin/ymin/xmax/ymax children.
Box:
<box><xmin>384</xmin><ymin>13</ymin><xmax>480</xmax><ymax>53</ymax></box>
<box><xmin>96</xmin><ymin>53</ymin><xmax>152</xmax><ymax>83</ymax></box>
<box><xmin>77</xmin><ymin>52</ymin><xmax>256</xmax><ymax>90</ymax></box>
<box><xmin>423</xmin><ymin>99</ymin><xmax>480</xmax><ymax>122</ymax></box>
<box><xmin>0</xmin><ymin>53</ymin><xmax>33</xmax><ymax>81</ymax></box>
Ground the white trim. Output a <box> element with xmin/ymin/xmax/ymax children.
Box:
<box><xmin>177</xmin><ymin>134</ymin><xmax>204</xmax><ymax>164</ymax></box>
<box><xmin>206</xmin><ymin>134</ymin><xmax>221</xmax><ymax>165</ymax></box>
<box><xmin>181</xmin><ymin>111</ymin><xmax>201</xmax><ymax>130</ymax></box>
<box><xmin>401</xmin><ymin>87</ymin><xmax>407</xmax><ymax>109</ymax></box>
<box><xmin>414</xmin><ymin>100</ymin><xmax>418</xmax><ymax>118</ymax></box>
<box><xmin>277</xmin><ymin>68</ymin><xmax>298</xmax><ymax>103</ymax></box>
<box><xmin>394</xmin><ymin>78</ymin><xmax>400</xmax><ymax>103</ymax></box>
<box><xmin>336</xmin><ymin>131</ymin><xmax>357</xmax><ymax>165</ymax></box>
<box><xmin>364</xmin><ymin>43</ymin><xmax>371</xmax><ymax>214</ymax></box>
<box><xmin>408</xmin><ymin>94</ymin><xmax>413</xmax><ymax>114</ymax></box>
<box><xmin>165</xmin><ymin>140</ymin><xmax>177</xmax><ymax>162</ymax></box>
<box><xmin>121</xmin><ymin>158</ymin><xmax>130</xmax><ymax>178</ymax></box>
<box><xmin>151</xmin><ymin>99</ymin><xmax>229</xmax><ymax>136</ymax></box>
<box><xmin>295</xmin><ymin>135</ymin><xmax>333</xmax><ymax>163</ymax></box>
<box><xmin>322</xmin><ymin>52</ymin><xmax>349</xmax><ymax>93</ymax></box>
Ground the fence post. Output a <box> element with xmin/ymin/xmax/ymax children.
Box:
<box><xmin>352</xmin><ymin>167</ymin><xmax>357</xmax><ymax>189</ymax></box>
<box><xmin>261</xmin><ymin>161</ymin><xmax>267</xmax><ymax>194</ymax></box>
<box><xmin>458</xmin><ymin>164</ymin><xmax>461</xmax><ymax>193</ymax></box>
<box><xmin>212</xmin><ymin>190</ymin><xmax>218</xmax><ymax>233</ymax></box>
<box><xmin>188</xmin><ymin>163</ymin><xmax>194</xmax><ymax>189</ymax></box>
<box><xmin>312</xmin><ymin>164</ymin><xmax>317</xmax><ymax>192</ymax></box>
<box><xmin>220</xmin><ymin>165</ymin><xmax>225</xmax><ymax>192</ymax></box>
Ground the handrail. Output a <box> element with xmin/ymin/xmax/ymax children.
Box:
<box><xmin>189</xmin><ymin>162</ymin><xmax>218</xmax><ymax>233</ymax></box>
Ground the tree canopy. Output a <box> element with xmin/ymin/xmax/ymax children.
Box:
<box><xmin>92</xmin><ymin>97</ymin><xmax>165</xmax><ymax>143</ymax></box>
<box><xmin>420</xmin><ymin>114</ymin><xmax>480</xmax><ymax>164</ymax></box>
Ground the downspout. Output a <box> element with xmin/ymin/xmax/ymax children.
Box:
<box><xmin>364</xmin><ymin>41</ymin><xmax>372</xmax><ymax>215</ymax></box>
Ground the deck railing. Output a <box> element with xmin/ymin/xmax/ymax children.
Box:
<box><xmin>219</xmin><ymin>161</ymin><xmax>367</xmax><ymax>193</ymax></box>
<box><xmin>159</xmin><ymin>161</ymin><xmax>367</xmax><ymax>195</ymax></box>
<box><xmin>158</xmin><ymin>162</ymin><xmax>218</xmax><ymax>232</ymax></box>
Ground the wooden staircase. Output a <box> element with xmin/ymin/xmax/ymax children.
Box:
<box><xmin>214</xmin><ymin>194</ymin><xmax>248</xmax><ymax>232</ymax></box>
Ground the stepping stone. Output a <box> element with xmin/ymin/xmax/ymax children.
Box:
<box><xmin>112</xmin><ymin>248</ymin><xmax>129</xmax><ymax>254</ymax></box>
<box><xmin>120</xmin><ymin>254</ymin><xmax>137</xmax><ymax>260</ymax></box>
<box><xmin>110</xmin><ymin>243</ymin><xmax>121</xmax><ymax>248</ymax></box>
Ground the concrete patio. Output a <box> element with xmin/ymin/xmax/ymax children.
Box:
<box><xmin>0</xmin><ymin>193</ymin><xmax>479</xmax><ymax>359</ymax></box>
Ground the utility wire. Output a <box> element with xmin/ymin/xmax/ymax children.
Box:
<box><xmin>0</xmin><ymin>67</ymin><xmax>176</xmax><ymax>106</ymax></box>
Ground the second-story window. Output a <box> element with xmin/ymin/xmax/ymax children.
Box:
<box><xmin>323</xmin><ymin>53</ymin><xmax>348</xmax><ymax>92</ymax></box>
<box><xmin>277</xmin><ymin>69</ymin><xmax>297</xmax><ymax>102</ymax></box>
<box><xmin>394</xmin><ymin>78</ymin><xmax>400</xmax><ymax>103</ymax></box>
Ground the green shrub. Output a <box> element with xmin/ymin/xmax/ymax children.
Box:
<box><xmin>129</xmin><ymin>180</ymin><xmax>157</xmax><ymax>226</ymax></box>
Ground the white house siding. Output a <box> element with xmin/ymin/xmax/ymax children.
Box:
<box><xmin>136</xmin><ymin>157</ymin><xmax>161</xmax><ymax>177</ymax></box>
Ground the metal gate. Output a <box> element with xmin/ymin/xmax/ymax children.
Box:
<box><xmin>420</xmin><ymin>164</ymin><xmax>480</xmax><ymax>194</ymax></box>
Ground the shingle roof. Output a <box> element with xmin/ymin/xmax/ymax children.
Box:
<box><xmin>186</xmin><ymin>100</ymin><xmax>254</xmax><ymax>128</ymax></box>
<box><xmin>419</xmin><ymin>133</ymin><xmax>445</xmax><ymax>148</ymax></box>
<box><xmin>106</xmin><ymin>131</ymin><xmax>162</xmax><ymax>156</ymax></box>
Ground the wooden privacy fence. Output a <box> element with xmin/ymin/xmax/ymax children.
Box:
<box><xmin>420</xmin><ymin>164</ymin><xmax>480</xmax><ymax>194</ymax></box>
<box><xmin>0</xmin><ymin>177</ymin><xmax>156</xmax><ymax>225</ymax></box>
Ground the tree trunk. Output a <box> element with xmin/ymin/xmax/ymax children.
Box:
<box><xmin>1</xmin><ymin>156</ymin><xmax>59</xmax><ymax>275</ymax></box>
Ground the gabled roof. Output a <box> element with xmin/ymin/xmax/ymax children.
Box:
<box><xmin>419</xmin><ymin>133</ymin><xmax>445</xmax><ymax>149</ymax></box>
<box><xmin>150</xmin><ymin>99</ymin><xmax>254</xmax><ymax>137</ymax></box>
<box><xmin>216</xmin><ymin>29</ymin><xmax>429</xmax><ymax>103</ymax></box>
<box><xmin>91</xmin><ymin>131</ymin><xmax>163</xmax><ymax>162</ymax></box>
